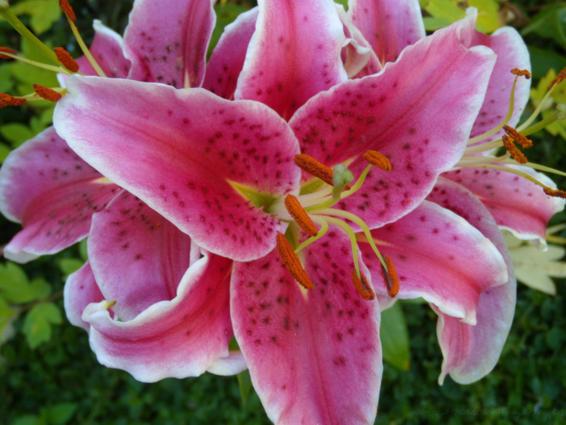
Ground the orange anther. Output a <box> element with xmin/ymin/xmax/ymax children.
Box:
<box><xmin>551</xmin><ymin>68</ymin><xmax>566</xmax><ymax>87</ymax></box>
<box><xmin>363</xmin><ymin>150</ymin><xmax>393</xmax><ymax>171</ymax></box>
<box><xmin>543</xmin><ymin>187</ymin><xmax>566</xmax><ymax>199</ymax></box>
<box><xmin>284</xmin><ymin>194</ymin><xmax>318</xmax><ymax>237</ymax></box>
<box><xmin>502</xmin><ymin>135</ymin><xmax>528</xmax><ymax>164</ymax></box>
<box><xmin>33</xmin><ymin>84</ymin><xmax>62</xmax><ymax>102</ymax></box>
<box><xmin>276</xmin><ymin>233</ymin><xmax>314</xmax><ymax>290</ymax></box>
<box><xmin>382</xmin><ymin>256</ymin><xmax>400</xmax><ymax>297</ymax></box>
<box><xmin>0</xmin><ymin>47</ymin><xmax>16</xmax><ymax>59</ymax></box>
<box><xmin>294</xmin><ymin>154</ymin><xmax>334</xmax><ymax>186</ymax></box>
<box><xmin>503</xmin><ymin>125</ymin><xmax>533</xmax><ymax>149</ymax></box>
<box><xmin>59</xmin><ymin>0</ymin><xmax>77</xmax><ymax>22</ymax></box>
<box><xmin>54</xmin><ymin>47</ymin><xmax>79</xmax><ymax>72</ymax></box>
<box><xmin>352</xmin><ymin>272</ymin><xmax>375</xmax><ymax>301</ymax></box>
<box><xmin>0</xmin><ymin>93</ymin><xmax>26</xmax><ymax>108</ymax></box>
<box><xmin>511</xmin><ymin>68</ymin><xmax>531</xmax><ymax>79</ymax></box>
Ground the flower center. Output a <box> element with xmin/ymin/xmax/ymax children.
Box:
<box><xmin>266</xmin><ymin>151</ymin><xmax>400</xmax><ymax>301</ymax></box>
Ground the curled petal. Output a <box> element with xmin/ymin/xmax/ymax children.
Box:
<box><xmin>291</xmin><ymin>21</ymin><xmax>496</xmax><ymax>228</ymax></box>
<box><xmin>208</xmin><ymin>352</ymin><xmax>248</xmax><ymax>376</ymax></box>
<box><xmin>64</xmin><ymin>262</ymin><xmax>103</xmax><ymax>330</ymax></box>
<box><xmin>445</xmin><ymin>166</ymin><xmax>564</xmax><ymax>242</ymax></box>
<box><xmin>235</xmin><ymin>0</ymin><xmax>347</xmax><ymax>119</ymax></box>
<box><xmin>124</xmin><ymin>0</ymin><xmax>215</xmax><ymax>87</ymax></box>
<box><xmin>88</xmin><ymin>192</ymin><xmax>191</xmax><ymax>321</ymax></box>
<box><xmin>203</xmin><ymin>7</ymin><xmax>258</xmax><ymax>99</ymax></box>
<box><xmin>349</xmin><ymin>0</ymin><xmax>425</xmax><ymax>63</ymax></box>
<box><xmin>456</xmin><ymin>10</ymin><xmax>531</xmax><ymax>138</ymax></box>
<box><xmin>363</xmin><ymin>201</ymin><xmax>508</xmax><ymax>324</ymax></box>
<box><xmin>0</xmin><ymin>128</ymin><xmax>119</xmax><ymax>262</ymax></box>
<box><xmin>232</xmin><ymin>229</ymin><xmax>381</xmax><ymax>425</ymax></box>
<box><xmin>83</xmin><ymin>253</ymin><xmax>233</xmax><ymax>382</ymax></box>
<box><xmin>429</xmin><ymin>178</ymin><xmax>516</xmax><ymax>384</ymax></box>
<box><xmin>54</xmin><ymin>76</ymin><xmax>301</xmax><ymax>261</ymax></box>
<box><xmin>77</xmin><ymin>20</ymin><xmax>131</xmax><ymax>78</ymax></box>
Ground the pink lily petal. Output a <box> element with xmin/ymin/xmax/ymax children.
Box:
<box><xmin>363</xmin><ymin>201</ymin><xmax>508</xmax><ymax>324</ymax></box>
<box><xmin>235</xmin><ymin>0</ymin><xmax>347</xmax><ymax>119</ymax></box>
<box><xmin>445</xmin><ymin>167</ymin><xmax>564</xmax><ymax>241</ymax></box>
<box><xmin>232</xmin><ymin>229</ymin><xmax>381</xmax><ymax>424</ymax></box>
<box><xmin>76</xmin><ymin>20</ymin><xmax>131</xmax><ymax>78</ymax></box>
<box><xmin>82</xmin><ymin>252</ymin><xmax>233</xmax><ymax>382</ymax></box>
<box><xmin>0</xmin><ymin>128</ymin><xmax>119</xmax><ymax>262</ymax></box>
<box><xmin>88</xmin><ymin>192</ymin><xmax>191</xmax><ymax>321</ymax></box>
<box><xmin>336</xmin><ymin>4</ymin><xmax>381</xmax><ymax>78</ymax></box>
<box><xmin>349</xmin><ymin>0</ymin><xmax>425</xmax><ymax>63</ymax></box>
<box><xmin>208</xmin><ymin>352</ymin><xmax>248</xmax><ymax>376</ymax></box>
<box><xmin>456</xmin><ymin>11</ymin><xmax>531</xmax><ymax>138</ymax></box>
<box><xmin>54</xmin><ymin>76</ymin><xmax>300</xmax><ymax>261</ymax></box>
<box><xmin>290</xmin><ymin>22</ymin><xmax>496</xmax><ymax>228</ymax></box>
<box><xmin>203</xmin><ymin>7</ymin><xmax>258</xmax><ymax>99</ymax></box>
<box><xmin>63</xmin><ymin>262</ymin><xmax>103</xmax><ymax>330</ymax></box>
<box><xmin>124</xmin><ymin>0</ymin><xmax>215</xmax><ymax>87</ymax></box>
<box><xmin>428</xmin><ymin>178</ymin><xmax>516</xmax><ymax>384</ymax></box>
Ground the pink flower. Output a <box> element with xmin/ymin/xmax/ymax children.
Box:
<box><xmin>53</xmin><ymin>1</ymin><xmax>519</xmax><ymax>423</ymax></box>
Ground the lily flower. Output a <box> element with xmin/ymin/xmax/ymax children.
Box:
<box><xmin>0</xmin><ymin>0</ymin><xmax>216</xmax><ymax>261</ymax></box>
<box><xmin>54</xmin><ymin>3</ymin><xmax>510</xmax><ymax>422</ymax></box>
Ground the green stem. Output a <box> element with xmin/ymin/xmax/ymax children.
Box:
<box><xmin>0</xmin><ymin>7</ymin><xmax>58</xmax><ymax>65</ymax></box>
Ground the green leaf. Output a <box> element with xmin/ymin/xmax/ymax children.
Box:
<box><xmin>23</xmin><ymin>302</ymin><xmax>62</xmax><ymax>349</ymax></box>
<box><xmin>57</xmin><ymin>258</ymin><xmax>83</xmax><ymax>277</ymax></box>
<box><xmin>9</xmin><ymin>0</ymin><xmax>61</xmax><ymax>35</ymax></box>
<box><xmin>381</xmin><ymin>303</ymin><xmax>411</xmax><ymax>370</ymax></box>
<box><xmin>0</xmin><ymin>64</ymin><xmax>14</xmax><ymax>92</ymax></box>
<box><xmin>0</xmin><ymin>123</ymin><xmax>34</xmax><ymax>147</ymax></box>
<box><xmin>42</xmin><ymin>402</ymin><xmax>77</xmax><ymax>425</ymax></box>
<box><xmin>0</xmin><ymin>263</ymin><xmax>51</xmax><ymax>303</ymax></box>
<box><xmin>209</xmin><ymin>2</ymin><xmax>251</xmax><ymax>54</ymax></box>
<box><xmin>0</xmin><ymin>296</ymin><xmax>17</xmax><ymax>341</ymax></box>
<box><xmin>530</xmin><ymin>46</ymin><xmax>566</xmax><ymax>80</ymax></box>
<box><xmin>79</xmin><ymin>240</ymin><xmax>88</xmax><ymax>261</ymax></box>
<box><xmin>11</xmin><ymin>415</ymin><xmax>41</xmax><ymax>425</ymax></box>
<box><xmin>12</xmin><ymin>37</ymin><xmax>57</xmax><ymax>94</ymax></box>
<box><xmin>522</xmin><ymin>3</ymin><xmax>566</xmax><ymax>49</ymax></box>
<box><xmin>0</xmin><ymin>144</ymin><xmax>10</xmax><ymax>163</ymax></box>
<box><xmin>421</xmin><ymin>0</ymin><xmax>502</xmax><ymax>33</ymax></box>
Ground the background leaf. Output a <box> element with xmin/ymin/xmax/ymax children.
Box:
<box><xmin>381</xmin><ymin>303</ymin><xmax>411</xmax><ymax>371</ymax></box>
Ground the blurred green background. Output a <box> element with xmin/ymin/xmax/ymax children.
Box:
<box><xmin>0</xmin><ymin>0</ymin><xmax>565</xmax><ymax>424</ymax></box>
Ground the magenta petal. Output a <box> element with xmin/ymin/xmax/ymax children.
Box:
<box><xmin>203</xmin><ymin>7</ymin><xmax>258</xmax><ymax>99</ymax></box>
<box><xmin>232</xmin><ymin>229</ymin><xmax>381</xmax><ymax>424</ymax></box>
<box><xmin>429</xmin><ymin>178</ymin><xmax>515</xmax><ymax>384</ymax></box>
<box><xmin>54</xmin><ymin>76</ymin><xmax>300</xmax><ymax>261</ymax></box>
<box><xmin>76</xmin><ymin>20</ymin><xmax>131</xmax><ymax>78</ymax></box>
<box><xmin>64</xmin><ymin>262</ymin><xmax>103</xmax><ymax>330</ymax></box>
<box><xmin>0</xmin><ymin>128</ymin><xmax>119</xmax><ymax>262</ymax></box>
<box><xmin>349</xmin><ymin>0</ymin><xmax>425</xmax><ymax>63</ymax></box>
<box><xmin>88</xmin><ymin>192</ymin><xmax>191</xmax><ymax>321</ymax></box>
<box><xmin>235</xmin><ymin>0</ymin><xmax>347</xmax><ymax>119</ymax></box>
<box><xmin>83</xmin><ymin>253</ymin><xmax>233</xmax><ymax>382</ymax></box>
<box><xmin>364</xmin><ymin>201</ymin><xmax>508</xmax><ymax>324</ymax></box>
<box><xmin>445</xmin><ymin>167</ymin><xmax>564</xmax><ymax>241</ymax></box>
<box><xmin>124</xmin><ymin>0</ymin><xmax>215</xmax><ymax>87</ymax></box>
<box><xmin>461</xmin><ymin>13</ymin><xmax>531</xmax><ymax>137</ymax></box>
<box><xmin>291</xmin><ymin>23</ymin><xmax>496</xmax><ymax>228</ymax></box>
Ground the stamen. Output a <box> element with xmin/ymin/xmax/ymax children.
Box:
<box><xmin>519</xmin><ymin>67</ymin><xmax>565</xmax><ymax>131</ymax></box>
<box><xmin>511</xmin><ymin>68</ymin><xmax>531</xmax><ymax>79</ymax></box>
<box><xmin>0</xmin><ymin>46</ymin><xmax>16</xmax><ymax>58</ymax></box>
<box><xmin>54</xmin><ymin>47</ymin><xmax>79</xmax><ymax>72</ymax></box>
<box><xmin>59</xmin><ymin>0</ymin><xmax>77</xmax><ymax>22</ymax></box>
<box><xmin>503</xmin><ymin>125</ymin><xmax>533</xmax><ymax>148</ymax></box>
<box><xmin>363</xmin><ymin>150</ymin><xmax>393</xmax><ymax>171</ymax></box>
<box><xmin>33</xmin><ymin>84</ymin><xmax>63</xmax><ymax>102</ymax></box>
<box><xmin>502</xmin><ymin>135</ymin><xmax>527</xmax><ymax>164</ymax></box>
<box><xmin>352</xmin><ymin>272</ymin><xmax>375</xmax><ymax>300</ymax></box>
<box><xmin>284</xmin><ymin>194</ymin><xmax>318</xmax><ymax>237</ymax></box>
<box><xmin>381</xmin><ymin>256</ymin><xmax>400</xmax><ymax>297</ymax></box>
<box><xmin>0</xmin><ymin>92</ymin><xmax>26</xmax><ymax>107</ymax></box>
<box><xmin>294</xmin><ymin>154</ymin><xmax>334</xmax><ymax>186</ymax></box>
<box><xmin>276</xmin><ymin>233</ymin><xmax>314</xmax><ymax>290</ymax></box>
<box><xmin>295</xmin><ymin>218</ymin><xmax>329</xmax><ymax>254</ymax></box>
<box><xmin>543</xmin><ymin>188</ymin><xmax>566</xmax><ymax>199</ymax></box>
<box><xmin>60</xmin><ymin>0</ymin><xmax>106</xmax><ymax>77</ymax></box>
<box><xmin>550</xmin><ymin>68</ymin><xmax>566</xmax><ymax>88</ymax></box>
